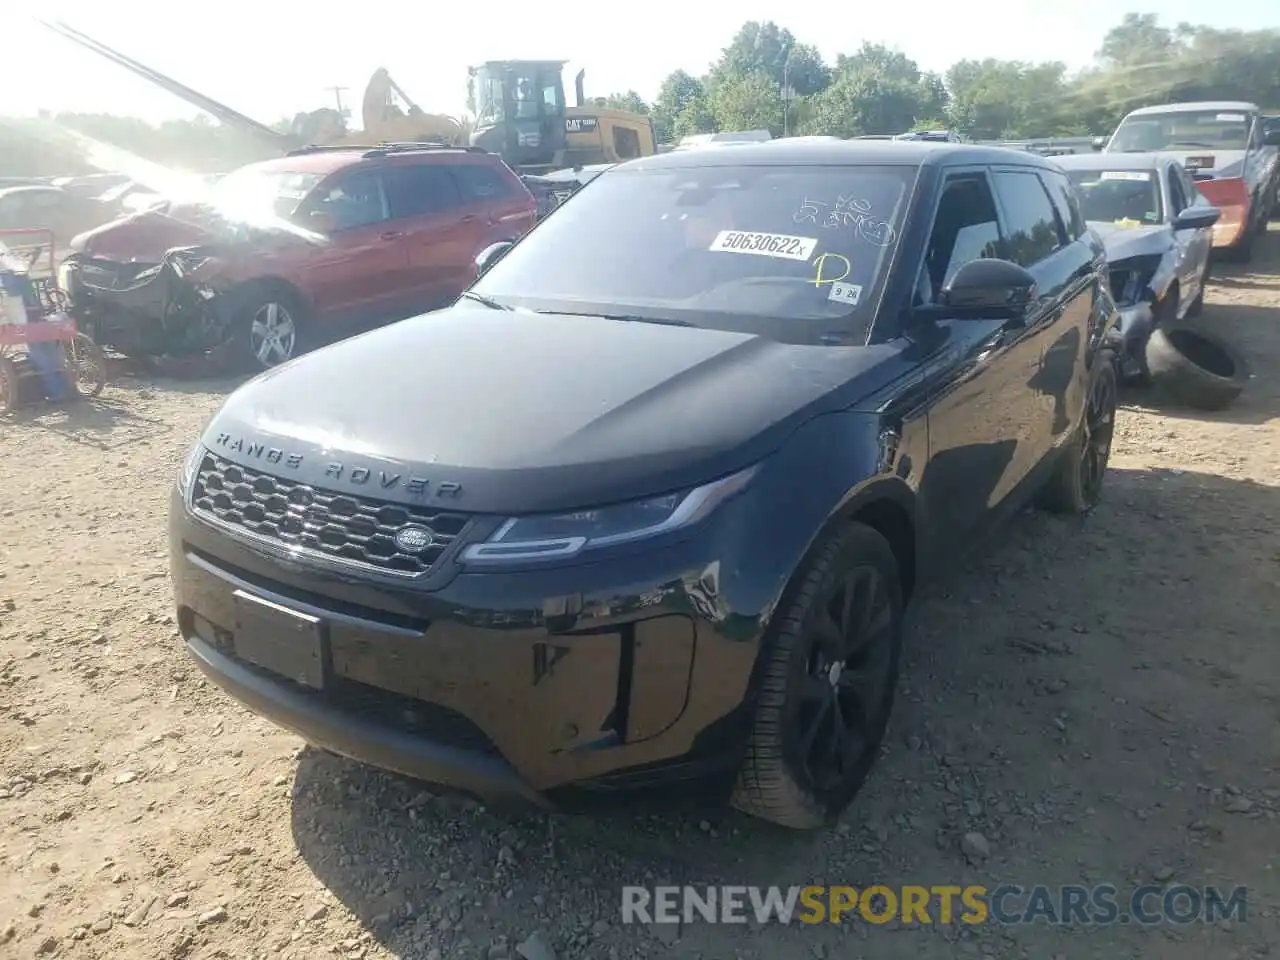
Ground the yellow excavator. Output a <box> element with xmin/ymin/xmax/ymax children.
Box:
<box><xmin>289</xmin><ymin>67</ymin><xmax>464</xmax><ymax>147</ymax></box>
<box><xmin>39</xmin><ymin>21</ymin><xmax>654</xmax><ymax>197</ymax></box>
<box><xmin>39</xmin><ymin>20</ymin><xmax>465</xmax><ymax>153</ymax></box>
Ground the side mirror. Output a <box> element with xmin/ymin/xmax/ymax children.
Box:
<box><xmin>1091</xmin><ymin>135</ymin><xmax>1107</xmax><ymax>152</ymax></box>
<box><xmin>475</xmin><ymin>240</ymin><xmax>513</xmax><ymax>277</ymax></box>
<box><xmin>1173</xmin><ymin>206</ymin><xmax>1221</xmax><ymax>231</ymax></box>
<box><xmin>1262</xmin><ymin>128</ymin><xmax>1280</xmax><ymax>147</ymax></box>
<box><xmin>308</xmin><ymin>210</ymin><xmax>336</xmax><ymax>232</ymax></box>
<box><xmin>939</xmin><ymin>258</ymin><xmax>1038</xmax><ymax>317</ymax></box>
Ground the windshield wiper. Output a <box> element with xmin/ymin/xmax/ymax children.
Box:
<box><xmin>541</xmin><ymin>310</ymin><xmax>694</xmax><ymax>328</ymax></box>
<box><xmin>459</xmin><ymin>291</ymin><xmax>512</xmax><ymax>310</ymax></box>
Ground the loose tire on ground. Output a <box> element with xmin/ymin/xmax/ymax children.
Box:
<box><xmin>1145</xmin><ymin>325</ymin><xmax>1249</xmax><ymax>411</ymax></box>
<box><xmin>1038</xmin><ymin>354</ymin><xmax>1117</xmax><ymax>515</ymax></box>
<box><xmin>731</xmin><ymin>521</ymin><xmax>904</xmax><ymax>830</ymax></box>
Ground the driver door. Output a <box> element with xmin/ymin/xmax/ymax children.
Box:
<box><xmin>294</xmin><ymin>168</ymin><xmax>408</xmax><ymax>326</ymax></box>
<box><xmin>1170</xmin><ymin>163</ymin><xmax>1212</xmax><ymax>306</ymax></box>
<box><xmin>916</xmin><ymin>169</ymin><xmax>1042</xmax><ymax>558</ymax></box>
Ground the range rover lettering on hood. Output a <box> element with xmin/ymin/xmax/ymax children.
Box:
<box><xmin>209</xmin><ymin>432</ymin><xmax>463</xmax><ymax>499</ymax></box>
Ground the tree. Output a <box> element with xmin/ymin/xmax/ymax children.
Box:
<box><xmin>709</xmin><ymin>71</ymin><xmax>783</xmax><ymax>135</ymax></box>
<box><xmin>1098</xmin><ymin>13</ymin><xmax>1179</xmax><ymax>66</ymax></box>
<box><xmin>711</xmin><ymin>21</ymin><xmax>830</xmax><ymax>96</ymax></box>
<box><xmin>652</xmin><ymin>69</ymin><xmax>708</xmax><ymax>142</ymax></box>
<box><xmin>805</xmin><ymin>44</ymin><xmax>945</xmax><ymax>137</ymax></box>
<box><xmin>604</xmin><ymin>91</ymin><xmax>650</xmax><ymax>115</ymax></box>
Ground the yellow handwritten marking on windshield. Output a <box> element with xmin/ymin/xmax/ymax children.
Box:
<box><xmin>812</xmin><ymin>252</ymin><xmax>852</xmax><ymax>287</ymax></box>
<box><xmin>1114</xmin><ymin>218</ymin><xmax>1142</xmax><ymax>229</ymax></box>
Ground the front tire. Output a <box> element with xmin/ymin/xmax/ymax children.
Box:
<box><xmin>228</xmin><ymin>285</ymin><xmax>307</xmax><ymax>372</ymax></box>
<box><xmin>731</xmin><ymin>522</ymin><xmax>904</xmax><ymax>830</ymax></box>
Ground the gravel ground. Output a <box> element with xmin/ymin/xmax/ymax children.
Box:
<box><xmin>2</xmin><ymin>229</ymin><xmax>1279</xmax><ymax>960</ymax></box>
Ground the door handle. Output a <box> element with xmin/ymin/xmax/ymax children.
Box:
<box><xmin>380</xmin><ymin>231</ymin><xmax>404</xmax><ymax>241</ymax></box>
<box><xmin>459</xmin><ymin>215</ymin><xmax>478</xmax><ymax>224</ymax></box>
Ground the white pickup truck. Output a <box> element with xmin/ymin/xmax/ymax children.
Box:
<box><xmin>1104</xmin><ymin>100</ymin><xmax>1280</xmax><ymax>262</ymax></box>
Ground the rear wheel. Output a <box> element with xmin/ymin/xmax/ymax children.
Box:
<box><xmin>1038</xmin><ymin>356</ymin><xmax>1117</xmax><ymax>514</ymax></box>
<box><xmin>731</xmin><ymin>522</ymin><xmax>904</xmax><ymax>830</ymax></box>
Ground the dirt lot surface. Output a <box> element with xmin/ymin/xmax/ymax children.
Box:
<box><xmin>2</xmin><ymin>230</ymin><xmax>1279</xmax><ymax>960</ymax></box>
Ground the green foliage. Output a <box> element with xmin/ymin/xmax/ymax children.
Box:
<box><xmin>603</xmin><ymin>91</ymin><xmax>651</xmax><ymax>115</ymax></box>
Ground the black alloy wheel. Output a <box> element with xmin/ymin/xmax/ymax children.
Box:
<box><xmin>733</xmin><ymin>523</ymin><xmax>904</xmax><ymax>829</ymax></box>
<box><xmin>1079</xmin><ymin>359</ymin><xmax>1117</xmax><ymax>507</ymax></box>
<box><xmin>787</xmin><ymin>563</ymin><xmax>898</xmax><ymax>794</ymax></box>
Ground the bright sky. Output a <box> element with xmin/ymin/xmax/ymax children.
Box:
<box><xmin>7</xmin><ymin>2</ymin><xmax>1276</xmax><ymax>125</ymax></box>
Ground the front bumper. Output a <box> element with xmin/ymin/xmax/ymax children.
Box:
<box><xmin>169</xmin><ymin>486</ymin><xmax>760</xmax><ymax>805</ymax></box>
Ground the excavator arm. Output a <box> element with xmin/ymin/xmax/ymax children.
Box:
<box><xmin>38</xmin><ymin>19</ymin><xmax>296</xmax><ymax>152</ymax></box>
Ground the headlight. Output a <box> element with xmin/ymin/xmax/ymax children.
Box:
<box><xmin>56</xmin><ymin>261</ymin><xmax>75</xmax><ymax>296</ymax></box>
<box><xmin>461</xmin><ymin>465</ymin><xmax>758</xmax><ymax>565</ymax></box>
<box><xmin>1108</xmin><ymin>254</ymin><xmax>1161</xmax><ymax>306</ymax></box>
<box><xmin>178</xmin><ymin>441</ymin><xmax>205</xmax><ymax>494</ymax></box>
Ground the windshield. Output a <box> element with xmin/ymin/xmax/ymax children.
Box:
<box><xmin>206</xmin><ymin>168</ymin><xmax>325</xmax><ymax>224</ymax></box>
<box><xmin>1109</xmin><ymin>109</ymin><xmax>1252</xmax><ymax>152</ymax></box>
<box><xmin>1067</xmin><ymin>169</ymin><xmax>1163</xmax><ymax>225</ymax></box>
<box><xmin>473</xmin><ymin>67</ymin><xmax>505</xmax><ymax>126</ymax></box>
<box><xmin>471</xmin><ymin>163</ymin><xmax>916</xmax><ymax>345</ymax></box>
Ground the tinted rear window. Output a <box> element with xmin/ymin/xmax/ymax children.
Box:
<box><xmin>453</xmin><ymin>163</ymin><xmax>519</xmax><ymax>202</ymax></box>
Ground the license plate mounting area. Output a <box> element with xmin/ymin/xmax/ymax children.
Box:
<box><xmin>231</xmin><ymin>589</ymin><xmax>327</xmax><ymax>690</ymax></box>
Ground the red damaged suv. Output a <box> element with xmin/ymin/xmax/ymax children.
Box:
<box><xmin>62</xmin><ymin>144</ymin><xmax>537</xmax><ymax>369</ymax></box>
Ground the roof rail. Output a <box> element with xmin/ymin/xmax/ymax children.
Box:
<box><xmin>284</xmin><ymin>142</ymin><xmax>489</xmax><ymax>158</ymax></box>
<box><xmin>285</xmin><ymin>144</ymin><xmax>377</xmax><ymax>156</ymax></box>
<box><xmin>361</xmin><ymin>141</ymin><xmax>488</xmax><ymax>158</ymax></box>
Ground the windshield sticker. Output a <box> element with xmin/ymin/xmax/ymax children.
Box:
<box><xmin>827</xmin><ymin>281</ymin><xmax>863</xmax><ymax>306</ymax></box>
<box><xmin>794</xmin><ymin>196</ymin><xmax>899</xmax><ymax>248</ymax></box>
<box><xmin>1216</xmin><ymin>113</ymin><xmax>1246</xmax><ymax>122</ymax></box>
<box><xmin>708</xmin><ymin>230</ymin><xmax>817</xmax><ymax>261</ymax></box>
<box><xmin>1099</xmin><ymin>171</ymin><xmax>1151</xmax><ymax>182</ymax></box>
<box><xmin>812</xmin><ymin>252</ymin><xmax>852</xmax><ymax>287</ymax></box>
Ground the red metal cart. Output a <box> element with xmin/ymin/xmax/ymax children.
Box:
<box><xmin>0</xmin><ymin>229</ymin><xmax>106</xmax><ymax>414</ymax></box>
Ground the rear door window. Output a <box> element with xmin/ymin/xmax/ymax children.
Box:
<box><xmin>1041</xmin><ymin>170</ymin><xmax>1086</xmax><ymax>240</ymax></box>
<box><xmin>992</xmin><ymin>169</ymin><xmax>1065</xmax><ymax>267</ymax></box>
<box><xmin>383</xmin><ymin>164</ymin><xmax>464</xmax><ymax>220</ymax></box>
<box><xmin>451</xmin><ymin>163</ymin><xmax>518</xmax><ymax>204</ymax></box>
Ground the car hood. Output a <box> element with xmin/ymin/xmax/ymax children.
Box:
<box><xmin>1090</xmin><ymin>222</ymin><xmax>1171</xmax><ymax>262</ymax></box>
<box><xmin>68</xmin><ymin>204</ymin><xmax>211</xmax><ymax>261</ymax></box>
<box><xmin>202</xmin><ymin>305</ymin><xmax>898</xmax><ymax>514</ymax></box>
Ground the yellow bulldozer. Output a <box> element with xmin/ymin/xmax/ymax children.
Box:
<box><xmin>468</xmin><ymin>61</ymin><xmax>656</xmax><ymax>174</ymax></box>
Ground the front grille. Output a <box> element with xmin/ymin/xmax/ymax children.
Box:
<box><xmin>191</xmin><ymin>453</ymin><xmax>470</xmax><ymax>575</ymax></box>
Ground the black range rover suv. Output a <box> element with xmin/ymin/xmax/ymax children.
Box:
<box><xmin>171</xmin><ymin>140</ymin><xmax>1118</xmax><ymax>829</ymax></box>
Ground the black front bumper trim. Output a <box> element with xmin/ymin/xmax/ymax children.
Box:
<box><xmin>186</xmin><ymin>635</ymin><xmax>551</xmax><ymax>808</ymax></box>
